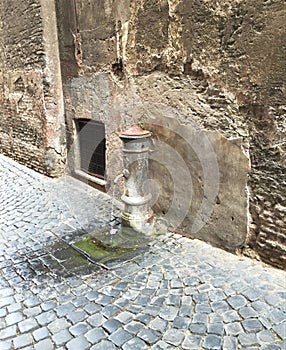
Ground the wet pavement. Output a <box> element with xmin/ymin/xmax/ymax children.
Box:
<box><xmin>0</xmin><ymin>153</ymin><xmax>285</xmax><ymax>350</ymax></box>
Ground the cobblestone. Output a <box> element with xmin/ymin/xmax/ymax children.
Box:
<box><xmin>102</xmin><ymin>319</ymin><xmax>122</xmax><ymax>333</ymax></box>
<box><xmin>66</xmin><ymin>335</ymin><xmax>90</xmax><ymax>350</ymax></box>
<box><xmin>90</xmin><ymin>340</ymin><xmax>116</xmax><ymax>350</ymax></box>
<box><xmin>207</xmin><ymin>322</ymin><xmax>224</xmax><ymax>335</ymax></box>
<box><xmin>223</xmin><ymin>335</ymin><xmax>238</xmax><ymax>350</ymax></box>
<box><xmin>227</xmin><ymin>295</ymin><xmax>248</xmax><ymax>309</ymax></box>
<box><xmin>0</xmin><ymin>340</ymin><xmax>12</xmax><ymax>350</ymax></box>
<box><xmin>108</xmin><ymin>328</ymin><xmax>133</xmax><ymax>347</ymax></box>
<box><xmin>5</xmin><ymin>311</ymin><xmax>23</xmax><ymax>325</ymax></box>
<box><xmin>162</xmin><ymin>328</ymin><xmax>185</xmax><ymax>346</ymax></box>
<box><xmin>238</xmin><ymin>332</ymin><xmax>259</xmax><ymax>347</ymax></box>
<box><xmin>159</xmin><ymin>306</ymin><xmax>178</xmax><ymax>321</ymax></box>
<box><xmin>0</xmin><ymin>154</ymin><xmax>285</xmax><ymax>349</ymax></box>
<box><xmin>32</xmin><ymin>326</ymin><xmax>49</xmax><ymax>341</ymax></box>
<box><xmin>242</xmin><ymin>317</ymin><xmax>263</xmax><ymax>332</ymax></box>
<box><xmin>34</xmin><ymin>338</ymin><xmax>54</xmax><ymax>350</ymax></box>
<box><xmin>222</xmin><ymin>309</ymin><xmax>241</xmax><ymax>323</ymax></box>
<box><xmin>257</xmin><ymin>329</ymin><xmax>276</xmax><ymax>343</ymax></box>
<box><xmin>182</xmin><ymin>334</ymin><xmax>202</xmax><ymax>349</ymax></box>
<box><xmin>13</xmin><ymin>333</ymin><xmax>33</xmax><ymax>348</ymax></box>
<box><xmin>225</xmin><ymin>321</ymin><xmax>244</xmax><ymax>335</ymax></box>
<box><xmin>52</xmin><ymin>329</ymin><xmax>73</xmax><ymax>346</ymax></box>
<box><xmin>85</xmin><ymin>328</ymin><xmax>106</xmax><ymax>343</ymax></box>
<box><xmin>138</xmin><ymin>328</ymin><xmax>161</xmax><ymax>345</ymax></box>
<box><xmin>203</xmin><ymin>334</ymin><xmax>222</xmax><ymax>349</ymax></box>
<box><xmin>173</xmin><ymin>315</ymin><xmax>189</xmax><ymax>329</ymax></box>
<box><xmin>18</xmin><ymin>317</ymin><xmax>38</xmax><ymax>333</ymax></box>
<box><xmin>122</xmin><ymin>336</ymin><xmax>148</xmax><ymax>349</ymax></box>
<box><xmin>36</xmin><ymin>310</ymin><xmax>57</xmax><ymax>326</ymax></box>
<box><xmin>69</xmin><ymin>322</ymin><xmax>90</xmax><ymax>336</ymax></box>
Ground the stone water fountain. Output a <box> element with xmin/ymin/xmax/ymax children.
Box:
<box><xmin>118</xmin><ymin>125</ymin><xmax>154</xmax><ymax>236</ymax></box>
<box><xmin>74</xmin><ymin>125</ymin><xmax>155</xmax><ymax>258</ymax></box>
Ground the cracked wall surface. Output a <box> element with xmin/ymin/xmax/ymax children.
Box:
<box><xmin>0</xmin><ymin>0</ymin><xmax>66</xmax><ymax>176</ymax></box>
<box><xmin>56</xmin><ymin>0</ymin><xmax>285</xmax><ymax>268</ymax></box>
<box><xmin>1</xmin><ymin>0</ymin><xmax>285</xmax><ymax>268</ymax></box>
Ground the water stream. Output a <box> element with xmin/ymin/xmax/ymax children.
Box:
<box><xmin>109</xmin><ymin>181</ymin><xmax>119</xmax><ymax>235</ymax></box>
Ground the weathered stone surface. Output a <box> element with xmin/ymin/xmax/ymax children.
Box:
<box><xmin>144</xmin><ymin>115</ymin><xmax>249</xmax><ymax>251</ymax></box>
<box><xmin>72</xmin><ymin>0</ymin><xmax>284</xmax><ymax>267</ymax></box>
<box><xmin>0</xmin><ymin>0</ymin><xmax>66</xmax><ymax>177</ymax></box>
<box><xmin>1</xmin><ymin>0</ymin><xmax>285</xmax><ymax>267</ymax></box>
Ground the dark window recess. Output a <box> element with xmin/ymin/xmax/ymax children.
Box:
<box><xmin>77</xmin><ymin>119</ymin><xmax>106</xmax><ymax>179</ymax></box>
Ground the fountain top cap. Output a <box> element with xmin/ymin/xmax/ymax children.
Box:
<box><xmin>119</xmin><ymin>125</ymin><xmax>151</xmax><ymax>138</ymax></box>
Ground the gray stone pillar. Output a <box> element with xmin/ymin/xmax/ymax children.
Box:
<box><xmin>119</xmin><ymin>126</ymin><xmax>154</xmax><ymax>235</ymax></box>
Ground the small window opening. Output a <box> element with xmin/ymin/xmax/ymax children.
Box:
<box><xmin>76</xmin><ymin>119</ymin><xmax>106</xmax><ymax>179</ymax></box>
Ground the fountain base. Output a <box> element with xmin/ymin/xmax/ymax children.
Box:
<box><xmin>91</xmin><ymin>223</ymin><xmax>151</xmax><ymax>249</ymax></box>
<box><xmin>121</xmin><ymin>209</ymin><xmax>154</xmax><ymax>236</ymax></box>
<box><xmin>73</xmin><ymin>224</ymin><xmax>149</xmax><ymax>264</ymax></box>
<box><xmin>72</xmin><ymin>217</ymin><xmax>168</xmax><ymax>263</ymax></box>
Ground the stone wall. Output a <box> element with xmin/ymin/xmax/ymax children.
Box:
<box><xmin>0</xmin><ymin>0</ymin><xmax>66</xmax><ymax>176</ymax></box>
<box><xmin>56</xmin><ymin>0</ymin><xmax>285</xmax><ymax>268</ymax></box>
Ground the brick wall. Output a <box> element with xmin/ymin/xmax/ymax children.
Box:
<box><xmin>0</xmin><ymin>0</ymin><xmax>66</xmax><ymax>177</ymax></box>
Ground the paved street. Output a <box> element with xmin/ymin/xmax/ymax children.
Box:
<box><xmin>0</xmin><ymin>154</ymin><xmax>285</xmax><ymax>349</ymax></box>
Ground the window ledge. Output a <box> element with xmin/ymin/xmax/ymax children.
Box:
<box><xmin>74</xmin><ymin>169</ymin><xmax>107</xmax><ymax>187</ymax></box>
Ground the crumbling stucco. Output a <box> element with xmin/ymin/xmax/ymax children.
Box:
<box><xmin>56</xmin><ymin>0</ymin><xmax>285</xmax><ymax>268</ymax></box>
<box><xmin>0</xmin><ymin>0</ymin><xmax>66</xmax><ymax>176</ymax></box>
<box><xmin>1</xmin><ymin>0</ymin><xmax>285</xmax><ymax>268</ymax></box>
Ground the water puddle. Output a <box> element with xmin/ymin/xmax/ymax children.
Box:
<box><xmin>72</xmin><ymin>222</ymin><xmax>151</xmax><ymax>264</ymax></box>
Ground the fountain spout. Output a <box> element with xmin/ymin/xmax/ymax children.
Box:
<box><xmin>114</xmin><ymin>169</ymin><xmax>130</xmax><ymax>184</ymax></box>
<box><xmin>114</xmin><ymin>173</ymin><xmax>124</xmax><ymax>184</ymax></box>
<box><xmin>119</xmin><ymin>125</ymin><xmax>154</xmax><ymax>236</ymax></box>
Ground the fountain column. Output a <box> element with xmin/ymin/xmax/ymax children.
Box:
<box><xmin>119</xmin><ymin>126</ymin><xmax>154</xmax><ymax>235</ymax></box>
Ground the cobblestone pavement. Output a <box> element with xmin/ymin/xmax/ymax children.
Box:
<box><xmin>0</xmin><ymin>154</ymin><xmax>285</xmax><ymax>350</ymax></box>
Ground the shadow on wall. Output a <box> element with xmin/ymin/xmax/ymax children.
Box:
<box><xmin>144</xmin><ymin>115</ymin><xmax>250</xmax><ymax>253</ymax></box>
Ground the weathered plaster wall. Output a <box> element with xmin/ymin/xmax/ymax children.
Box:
<box><xmin>0</xmin><ymin>0</ymin><xmax>66</xmax><ymax>176</ymax></box>
<box><xmin>58</xmin><ymin>0</ymin><xmax>285</xmax><ymax>267</ymax></box>
<box><xmin>220</xmin><ymin>2</ymin><xmax>286</xmax><ymax>269</ymax></box>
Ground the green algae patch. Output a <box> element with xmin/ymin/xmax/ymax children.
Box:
<box><xmin>73</xmin><ymin>235</ymin><xmax>109</xmax><ymax>259</ymax></box>
<box><xmin>72</xmin><ymin>223</ymin><xmax>154</xmax><ymax>264</ymax></box>
<box><xmin>73</xmin><ymin>233</ymin><xmax>138</xmax><ymax>264</ymax></box>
